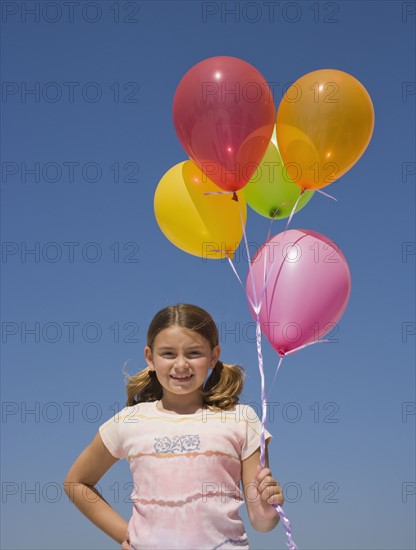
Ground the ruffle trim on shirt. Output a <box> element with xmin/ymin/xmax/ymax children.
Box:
<box><xmin>212</xmin><ymin>536</ymin><xmax>249</xmax><ymax>549</ymax></box>
<box><xmin>131</xmin><ymin>489</ymin><xmax>243</xmax><ymax>508</ymax></box>
<box><xmin>127</xmin><ymin>449</ymin><xmax>240</xmax><ymax>462</ymax></box>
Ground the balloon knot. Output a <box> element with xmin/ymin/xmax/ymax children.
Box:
<box><xmin>270</xmin><ymin>208</ymin><xmax>279</xmax><ymax>218</ymax></box>
<box><xmin>278</xmin><ymin>349</ymin><xmax>286</xmax><ymax>357</ymax></box>
<box><xmin>231</xmin><ymin>192</ymin><xmax>238</xmax><ymax>202</ymax></box>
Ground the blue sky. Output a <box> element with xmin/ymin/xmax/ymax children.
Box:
<box><xmin>1</xmin><ymin>1</ymin><xmax>415</xmax><ymax>549</ymax></box>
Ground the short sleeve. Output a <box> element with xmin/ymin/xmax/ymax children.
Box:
<box><xmin>241</xmin><ymin>404</ymin><xmax>273</xmax><ymax>461</ymax></box>
<box><xmin>98</xmin><ymin>409</ymin><xmax>127</xmax><ymax>459</ymax></box>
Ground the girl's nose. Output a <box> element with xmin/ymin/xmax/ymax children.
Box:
<box><xmin>174</xmin><ymin>356</ymin><xmax>189</xmax><ymax>367</ymax></box>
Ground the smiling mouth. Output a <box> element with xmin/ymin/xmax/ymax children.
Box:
<box><xmin>170</xmin><ymin>374</ymin><xmax>193</xmax><ymax>380</ymax></box>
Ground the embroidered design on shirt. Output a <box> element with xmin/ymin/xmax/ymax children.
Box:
<box><xmin>154</xmin><ymin>435</ymin><xmax>200</xmax><ymax>453</ymax></box>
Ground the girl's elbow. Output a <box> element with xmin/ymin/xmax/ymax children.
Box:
<box><xmin>254</xmin><ymin>521</ymin><xmax>280</xmax><ymax>533</ymax></box>
<box><xmin>250</xmin><ymin>513</ymin><xmax>280</xmax><ymax>532</ymax></box>
<box><xmin>63</xmin><ymin>475</ymin><xmax>87</xmax><ymax>497</ymax></box>
<box><xmin>63</xmin><ymin>477</ymin><xmax>77</xmax><ymax>497</ymax></box>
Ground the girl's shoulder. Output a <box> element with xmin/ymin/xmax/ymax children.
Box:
<box><xmin>208</xmin><ymin>402</ymin><xmax>262</xmax><ymax>422</ymax></box>
<box><xmin>105</xmin><ymin>401</ymin><xmax>156</xmax><ymax>422</ymax></box>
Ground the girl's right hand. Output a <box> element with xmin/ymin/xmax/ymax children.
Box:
<box><xmin>121</xmin><ymin>529</ymin><xmax>131</xmax><ymax>550</ymax></box>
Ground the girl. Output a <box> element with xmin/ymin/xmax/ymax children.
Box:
<box><xmin>64</xmin><ymin>304</ymin><xmax>283</xmax><ymax>549</ymax></box>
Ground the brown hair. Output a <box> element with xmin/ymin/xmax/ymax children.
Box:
<box><xmin>123</xmin><ymin>304</ymin><xmax>245</xmax><ymax>411</ymax></box>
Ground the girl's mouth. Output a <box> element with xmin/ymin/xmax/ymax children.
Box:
<box><xmin>170</xmin><ymin>374</ymin><xmax>193</xmax><ymax>382</ymax></box>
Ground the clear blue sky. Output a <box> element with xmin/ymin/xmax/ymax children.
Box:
<box><xmin>1</xmin><ymin>1</ymin><xmax>415</xmax><ymax>549</ymax></box>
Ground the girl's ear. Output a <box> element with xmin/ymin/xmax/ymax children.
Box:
<box><xmin>144</xmin><ymin>346</ymin><xmax>154</xmax><ymax>370</ymax></box>
<box><xmin>210</xmin><ymin>345</ymin><xmax>221</xmax><ymax>368</ymax></box>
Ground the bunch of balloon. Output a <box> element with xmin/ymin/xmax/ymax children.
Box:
<box><xmin>154</xmin><ymin>58</ymin><xmax>375</xmax><ymax>550</ymax></box>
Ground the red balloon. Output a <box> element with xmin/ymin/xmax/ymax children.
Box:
<box><xmin>172</xmin><ymin>56</ymin><xmax>276</xmax><ymax>192</ymax></box>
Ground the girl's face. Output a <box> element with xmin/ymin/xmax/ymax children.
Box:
<box><xmin>144</xmin><ymin>325</ymin><xmax>220</xmax><ymax>398</ymax></box>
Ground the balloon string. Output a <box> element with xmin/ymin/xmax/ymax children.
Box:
<box><xmin>282</xmin><ymin>186</ymin><xmax>337</xmax><ymax>239</ymax></box>
<box><xmin>261</xmin><ymin>200</ymin><xmax>291</xmax><ymax>317</ymax></box>
<box><xmin>206</xmin><ymin>246</ymin><xmax>258</xmax><ymax>312</ymax></box>
<box><xmin>210</xmin><ymin>204</ymin><xmax>259</xmax><ymax>314</ymax></box>
<box><xmin>309</xmin><ymin>187</ymin><xmax>337</xmax><ymax>201</ymax></box>
<box><xmin>265</xmin><ymin>339</ymin><xmax>330</xmax><ymax>401</ymax></box>
<box><xmin>224</xmin><ymin>255</ymin><xmax>245</xmax><ymax>289</ymax></box>
<box><xmin>266</xmin><ymin>355</ymin><xmax>284</xmax><ymax>402</ymax></box>
<box><xmin>226</xmin><ymin>256</ymin><xmax>257</xmax><ymax>312</ymax></box>
<box><xmin>271</xmin><ymin>502</ymin><xmax>299</xmax><ymax>550</ymax></box>
<box><xmin>252</xmin><ymin>201</ymin><xmax>295</xmax><ymax>320</ymax></box>
<box><xmin>236</xmin><ymin>202</ymin><xmax>299</xmax><ymax>550</ymax></box>
<box><xmin>255</xmin><ymin>315</ymin><xmax>299</xmax><ymax>550</ymax></box>
<box><xmin>266</xmin><ymin>217</ymin><xmax>275</xmax><ymax>243</ymax></box>
<box><xmin>266</xmin><ymin>202</ymin><xmax>289</xmax><ymax>242</ymax></box>
<box><xmin>282</xmin><ymin>192</ymin><xmax>304</xmax><ymax>238</ymax></box>
<box><xmin>256</xmin><ymin>314</ymin><xmax>267</xmax><ymax>468</ymax></box>
<box><xmin>237</xmin><ymin>200</ymin><xmax>260</xmax><ymax>314</ymax></box>
<box><xmin>284</xmin><ymin>338</ymin><xmax>331</xmax><ymax>356</ymax></box>
<box><xmin>236</xmin><ymin>199</ymin><xmax>274</xmax><ymax>319</ymax></box>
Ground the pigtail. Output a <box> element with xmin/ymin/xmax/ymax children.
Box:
<box><xmin>201</xmin><ymin>361</ymin><xmax>245</xmax><ymax>411</ymax></box>
<box><xmin>123</xmin><ymin>366</ymin><xmax>162</xmax><ymax>407</ymax></box>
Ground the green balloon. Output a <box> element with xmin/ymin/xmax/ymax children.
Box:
<box><xmin>243</xmin><ymin>141</ymin><xmax>314</xmax><ymax>219</ymax></box>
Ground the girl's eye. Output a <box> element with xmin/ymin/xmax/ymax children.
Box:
<box><xmin>161</xmin><ymin>351</ymin><xmax>201</xmax><ymax>358</ymax></box>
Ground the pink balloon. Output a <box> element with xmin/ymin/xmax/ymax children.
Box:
<box><xmin>246</xmin><ymin>229</ymin><xmax>351</xmax><ymax>356</ymax></box>
<box><xmin>172</xmin><ymin>56</ymin><xmax>276</xmax><ymax>192</ymax></box>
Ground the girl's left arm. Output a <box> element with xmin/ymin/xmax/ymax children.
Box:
<box><xmin>241</xmin><ymin>442</ymin><xmax>283</xmax><ymax>532</ymax></box>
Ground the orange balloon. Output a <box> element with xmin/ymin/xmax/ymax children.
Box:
<box><xmin>276</xmin><ymin>69</ymin><xmax>374</xmax><ymax>190</ymax></box>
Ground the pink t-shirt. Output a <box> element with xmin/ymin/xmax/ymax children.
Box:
<box><xmin>99</xmin><ymin>400</ymin><xmax>272</xmax><ymax>550</ymax></box>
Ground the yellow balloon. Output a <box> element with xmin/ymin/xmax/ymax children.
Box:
<box><xmin>154</xmin><ymin>161</ymin><xmax>247</xmax><ymax>260</ymax></box>
<box><xmin>276</xmin><ymin>69</ymin><xmax>375</xmax><ymax>190</ymax></box>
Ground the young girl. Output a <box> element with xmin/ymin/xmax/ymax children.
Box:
<box><xmin>64</xmin><ymin>304</ymin><xmax>283</xmax><ymax>549</ymax></box>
